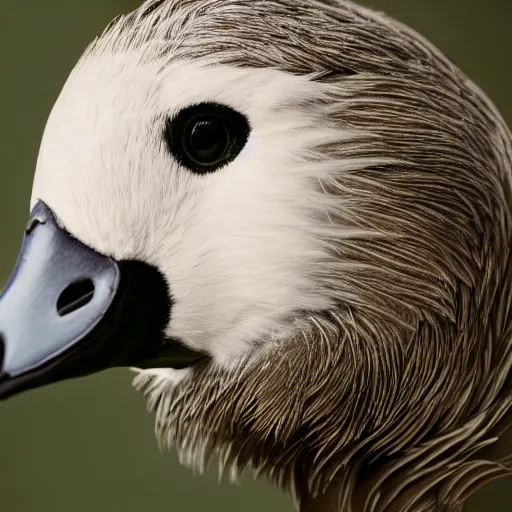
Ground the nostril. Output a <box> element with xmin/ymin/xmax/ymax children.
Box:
<box><xmin>57</xmin><ymin>278</ymin><xmax>95</xmax><ymax>317</ymax></box>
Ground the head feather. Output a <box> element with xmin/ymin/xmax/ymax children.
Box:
<box><xmin>36</xmin><ymin>1</ymin><xmax>512</xmax><ymax>510</ymax></box>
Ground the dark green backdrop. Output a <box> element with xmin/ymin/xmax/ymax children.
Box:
<box><xmin>0</xmin><ymin>1</ymin><xmax>510</xmax><ymax>511</ymax></box>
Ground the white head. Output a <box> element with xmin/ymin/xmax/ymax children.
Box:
<box><xmin>26</xmin><ymin>0</ymin><xmax>512</xmax><ymax>510</ymax></box>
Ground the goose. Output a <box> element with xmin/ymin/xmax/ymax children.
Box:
<box><xmin>0</xmin><ymin>0</ymin><xmax>511</xmax><ymax>510</ymax></box>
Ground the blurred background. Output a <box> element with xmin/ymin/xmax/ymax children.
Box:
<box><xmin>0</xmin><ymin>0</ymin><xmax>510</xmax><ymax>510</ymax></box>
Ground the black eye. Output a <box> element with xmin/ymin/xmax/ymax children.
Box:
<box><xmin>164</xmin><ymin>102</ymin><xmax>251</xmax><ymax>174</ymax></box>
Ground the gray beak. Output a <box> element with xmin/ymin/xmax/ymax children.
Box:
<box><xmin>0</xmin><ymin>201</ymin><xmax>206</xmax><ymax>399</ymax></box>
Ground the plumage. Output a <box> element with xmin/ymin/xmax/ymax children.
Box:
<box><xmin>12</xmin><ymin>0</ymin><xmax>512</xmax><ymax>510</ymax></box>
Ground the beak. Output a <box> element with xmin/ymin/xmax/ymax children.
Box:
<box><xmin>0</xmin><ymin>201</ymin><xmax>206</xmax><ymax>399</ymax></box>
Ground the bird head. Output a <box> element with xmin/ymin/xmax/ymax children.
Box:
<box><xmin>1</xmin><ymin>1</ymin><xmax>511</xmax><ymax>510</ymax></box>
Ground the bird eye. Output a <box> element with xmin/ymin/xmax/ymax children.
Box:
<box><xmin>164</xmin><ymin>102</ymin><xmax>251</xmax><ymax>174</ymax></box>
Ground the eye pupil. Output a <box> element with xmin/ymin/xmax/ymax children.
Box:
<box><xmin>164</xmin><ymin>102</ymin><xmax>251</xmax><ymax>175</ymax></box>
<box><xmin>187</xmin><ymin>119</ymin><xmax>229</xmax><ymax>164</ymax></box>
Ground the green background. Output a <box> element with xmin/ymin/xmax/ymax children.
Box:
<box><xmin>0</xmin><ymin>1</ymin><xmax>510</xmax><ymax>510</ymax></box>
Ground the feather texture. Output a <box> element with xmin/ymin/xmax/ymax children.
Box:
<box><xmin>32</xmin><ymin>1</ymin><xmax>512</xmax><ymax>510</ymax></box>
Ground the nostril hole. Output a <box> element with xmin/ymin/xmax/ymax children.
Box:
<box><xmin>57</xmin><ymin>279</ymin><xmax>95</xmax><ymax>317</ymax></box>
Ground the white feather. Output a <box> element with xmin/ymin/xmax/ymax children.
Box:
<box><xmin>32</xmin><ymin>52</ymin><xmax>360</xmax><ymax>366</ymax></box>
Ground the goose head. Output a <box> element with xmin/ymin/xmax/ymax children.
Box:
<box><xmin>1</xmin><ymin>1</ymin><xmax>511</xmax><ymax>510</ymax></box>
